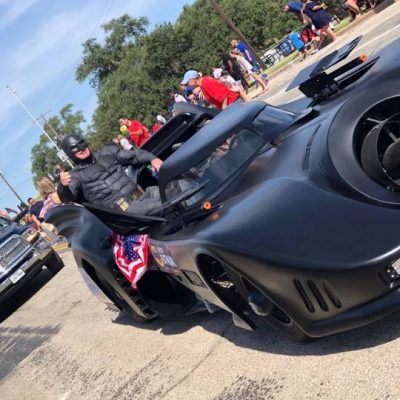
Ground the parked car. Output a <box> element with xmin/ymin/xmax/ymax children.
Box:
<box><xmin>0</xmin><ymin>216</ymin><xmax>64</xmax><ymax>304</ymax></box>
<box><xmin>49</xmin><ymin>36</ymin><xmax>400</xmax><ymax>340</ymax></box>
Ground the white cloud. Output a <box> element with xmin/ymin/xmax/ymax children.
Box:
<box><xmin>0</xmin><ymin>3</ymin><xmax>99</xmax><ymax>125</ymax></box>
<box><xmin>0</xmin><ymin>120</ymin><xmax>37</xmax><ymax>156</ymax></box>
<box><xmin>0</xmin><ymin>0</ymin><xmax>39</xmax><ymax>29</ymax></box>
<box><xmin>11</xmin><ymin>3</ymin><xmax>98</xmax><ymax>71</ymax></box>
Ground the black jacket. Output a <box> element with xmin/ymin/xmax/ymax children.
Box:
<box><xmin>57</xmin><ymin>145</ymin><xmax>155</xmax><ymax>208</ymax></box>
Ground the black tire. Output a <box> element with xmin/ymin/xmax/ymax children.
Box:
<box><xmin>46</xmin><ymin>251</ymin><xmax>64</xmax><ymax>274</ymax></box>
<box><xmin>227</xmin><ymin>268</ymin><xmax>311</xmax><ymax>342</ymax></box>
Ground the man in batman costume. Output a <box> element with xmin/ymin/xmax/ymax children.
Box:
<box><xmin>57</xmin><ymin>133</ymin><xmax>163</xmax><ymax>215</ymax></box>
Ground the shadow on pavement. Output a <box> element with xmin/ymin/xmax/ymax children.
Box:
<box><xmin>0</xmin><ymin>269</ymin><xmax>54</xmax><ymax>324</ymax></box>
<box><xmin>113</xmin><ymin>306</ymin><xmax>400</xmax><ymax>355</ymax></box>
<box><xmin>222</xmin><ymin>310</ymin><xmax>400</xmax><ymax>356</ymax></box>
<box><xmin>0</xmin><ymin>324</ymin><xmax>60</xmax><ymax>382</ymax></box>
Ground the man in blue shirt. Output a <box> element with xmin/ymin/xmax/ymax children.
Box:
<box><xmin>285</xmin><ymin>1</ymin><xmax>303</xmax><ymax>13</ymax></box>
<box><xmin>283</xmin><ymin>1</ymin><xmax>311</xmax><ymax>23</ymax></box>
<box><xmin>28</xmin><ymin>198</ymin><xmax>44</xmax><ymax>219</ymax></box>
<box><xmin>230</xmin><ymin>39</ymin><xmax>258</xmax><ymax>71</ymax></box>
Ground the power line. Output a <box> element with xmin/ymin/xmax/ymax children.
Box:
<box><xmin>6</xmin><ymin>86</ymin><xmax>73</xmax><ymax>168</ymax></box>
<box><xmin>38</xmin><ymin>113</ymin><xmax>64</xmax><ymax>141</ymax></box>
<box><xmin>208</xmin><ymin>0</ymin><xmax>266</xmax><ymax>70</ymax></box>
<box><xmin>0</xmin><ymin>170</ymin><xmax>26</xmax><ymax>205</ymax></box>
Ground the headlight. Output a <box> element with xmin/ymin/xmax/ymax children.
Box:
<box><xmin>21</xmin><ymin>227</ymin><xmax>39</xmax><ymax>243</ymax></box>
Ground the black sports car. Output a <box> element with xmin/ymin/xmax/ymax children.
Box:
<box><xmin>49</xmin><ymin>36</ymin><xmax>400</xmax><ymax>339</ymax></box>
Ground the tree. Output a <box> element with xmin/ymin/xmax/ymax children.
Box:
<box><xmin>30</xmin><ymin>104</ymin><xmax>86</xmax><ymax>184</ymax></box>
<box><xmin>31</xmin><ymin>138</ymin><xmax>59</xmax><ymax>185</ymax></box>
<box><xmin>76</xmin><ymin>0</ymin><xmax>323</xmax><ymax>149</ymax></box>
<box><xmin>76</xmin><ymin>15</ymin><xmax>149</xmax><ymax>89</ymax></box>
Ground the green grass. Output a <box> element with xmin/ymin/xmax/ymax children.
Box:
<box><xmin>335</xmin><ymin>17</ymin><xmax>352</xmax><ymax>32</ymax></box>
<box><xmin>263</xmin><ymin>17</ymin><xmax>352</xmax><ymax>77</ymax></box>
<box><xmin>265</xmin><ymin>52</ymin><xmax>300</xmax><ymax>76</ymax></box>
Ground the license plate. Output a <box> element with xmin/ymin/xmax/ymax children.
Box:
<box><xmin>9</xmin><ymin>268</ymin><xmax>25</xmax><ymax>284</ymax></box>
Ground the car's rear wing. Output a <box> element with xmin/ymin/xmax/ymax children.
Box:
<box><xmin>286</xmin><ymin>36</ymin><xmax>379</xmax><ymax>103</ymax></box>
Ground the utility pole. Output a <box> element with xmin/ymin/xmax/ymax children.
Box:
<box><xmin>208</xmin><ymin>0</ymin><xmax>266</xmax><ymax>70</ymax></box>
<box><xmin>38</xmin><ymin>113</ymin><xmax>63</xmax><ymax>142</ymax></box>
<box><xmin>0</xmin><ymin>170</ymin><xmax>26</xmax><ymax>206</ymax></box>
<box><xmin>6</xmin><ymin>86</ymin><xmax>73</xmax><ymax>168</ymax></box>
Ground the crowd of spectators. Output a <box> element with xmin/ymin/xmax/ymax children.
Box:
<box><xmin>110</xmin><ymin>35</ymin><xmax>273</xmax><ymax>155</ymax></box>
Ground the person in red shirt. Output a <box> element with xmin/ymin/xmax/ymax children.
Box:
<box><xmin>151</xmin><ymin>114</ymin><xmax>166</xmax><ymax>134</ymax></box>
<box><xmin>152</xmin><ymin>121</ymin><xmax>162</xmax><ymax>133</ymax></box>
<box><xmin>180</xmin><ymin>70</ymin><xmax>248</xmax><ymax>110</ymax></box>
<box><xmin>118</xmin><ymin>115</ymin><xmax>150</xmax><ymax>147</ymax></box>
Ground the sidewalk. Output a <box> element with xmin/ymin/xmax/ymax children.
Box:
<box><xmin>262</xmin><ymin>0</ymin><xmax>399</xmax><ymax>104</ymax></box>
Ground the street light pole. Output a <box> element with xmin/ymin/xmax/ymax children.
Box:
<box><xmin>6</xmin><ymin>86</ymin><xmax>73</xmax><ymax>168</ymax></box>
<box><xmin>208</xmin><ymin>0</ymin><xmax>266</xmax><ymax>70</ymax></box>
<box><xmin>0</xmin><ymin>170</ymin><xmax>26</xmax><ymax>206</ymax></box>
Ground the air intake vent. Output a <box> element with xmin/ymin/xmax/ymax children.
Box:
<box><xmin>294</xmin><ymin>279</ymin><xmax>342</xmax><ymax>313</ymax></box>
<box><xmin>307</xmin><ymin>280</ymin><xmax>329</xmax><ymax>312</ymax></box>
<box><xmin>293</xmin><ymin>279</ymin><xmax>315</xmax><ymax>313</ymax></box>
<box><xmin>323</xmin><ymin>281</ymin><xmax>342</xmax><ymax>308</ymax></box>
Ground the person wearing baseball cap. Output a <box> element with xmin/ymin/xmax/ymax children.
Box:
<box><xmin>180</xmin><ymin>69</ymin><xmax>249</xmax><ymax>110</ymax></box>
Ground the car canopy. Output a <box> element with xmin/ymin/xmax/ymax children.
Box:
<box><xmin>159</xmin><ymin>101</ymin><xmax>301</xmax><ymax>187</ymax></box>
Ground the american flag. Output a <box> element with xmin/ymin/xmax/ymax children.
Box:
<box><xmin>112</xmin><ymin>233</ymin><xmax>148</xmax><ymax>289</ymax></box>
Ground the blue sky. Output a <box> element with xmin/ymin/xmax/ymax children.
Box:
<box><xmin>0</xmin><ymin>0</ymin><xmax>194</xmax><ymax>209</ymax></box>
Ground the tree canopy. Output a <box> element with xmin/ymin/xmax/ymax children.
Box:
<box><xmin>76</xmin><ymin>15</ymin><xmax>149</xmax><ymax>89</ymax></box>
<box><xmin>75</xmin><ymin>0</ymin><xmax>305</xmax><ymax>149</ymax></box>
<box><xmin>31</xmin><ymin>0</ymin><xmax>316</xmax><ymax>179</ymax></box>
<box><xmin>30</xmin><ymin>104</ymin><xmax>85</xmax><ymax>184</ymax></box>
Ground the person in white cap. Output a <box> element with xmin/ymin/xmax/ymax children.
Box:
<box><xmin>156</xmin><ymin>115</ymin><xmax>167</xmax><ymax>124</ymax></box>
<box><xmin>212</xmin><ymin>67</ymin><xmax>247</xmax><ymax>95</ymax></box>
<box><xmin>181</xmin><ymin>70</ymin><xmax>249</xmax><ymax>110</ymax></box>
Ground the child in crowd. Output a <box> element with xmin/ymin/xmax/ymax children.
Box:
<box><xmin>287</xmin><ymin>28</ymin><xmax>308</xmax><ymax>60</ymax></box>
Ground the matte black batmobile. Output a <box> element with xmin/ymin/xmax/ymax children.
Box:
<box><xmin>48</xmin><ymin>37</ymin><xmax>400</xmax><ymax>340</ymax></box>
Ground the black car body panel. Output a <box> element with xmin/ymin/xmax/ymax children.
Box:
<box><xmin>48</xmin><ymin>205</ymin><xmax>157</xmax><ymax>320</ymax></box>
<box><xmin>50</xmin><ymin>37</ymin><xmax>400</xmax><ymax>338</ymax></box>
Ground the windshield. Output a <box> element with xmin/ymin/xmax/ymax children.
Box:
<box><xmin>0</xmin><ymin>217</ymin><xmax>10</xmax><ymax>229</ymax></box>
<box><xmin>164</xmin><ymin>129</ymin><xmax>264</xmax><ymax>207</ymax></box>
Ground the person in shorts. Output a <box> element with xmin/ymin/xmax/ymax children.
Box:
<box><xmin>287</xmin><ymin>29</ymin><xmax>308</xmax><ymax>60</ymax></box>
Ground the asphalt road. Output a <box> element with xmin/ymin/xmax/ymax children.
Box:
<box><xmin>2</xmin><ymin>4</ymin><xmax>400</xmax><ymax>400</ymax></box>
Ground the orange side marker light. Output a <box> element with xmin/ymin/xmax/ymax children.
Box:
<box><xmin>359</xmin><ymin>53</ymin><xmax>368</xmax><ymax>62</ymax></box>
<box><xmin>203</xmin><ymin>201</ymin><xmax>212</xmax><ymax>211</ymax></box>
